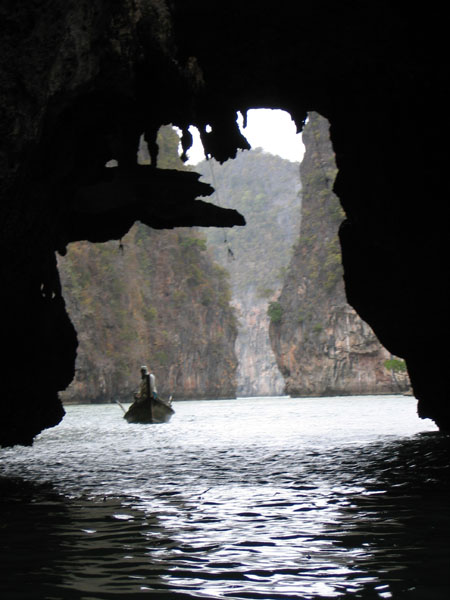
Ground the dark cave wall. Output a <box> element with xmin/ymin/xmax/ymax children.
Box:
<box><xmin>0</xmin><ymin>0</ymin><xmax>244</xmax><ymax>446</ymax></box>
<box><xmin>1</xmin><ymin>1</ymin><xmax>449</xmax><ymax>444</ymax></box>
<box><xmin>333</xmin><ymin>108</ymin><xmax>449</xmax><ymax>427</ymax></box>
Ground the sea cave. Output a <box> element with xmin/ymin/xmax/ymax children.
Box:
<box><xmin>1</xmin><ymin>1</ymin><xmax>449</xmax><ymax>446</ymax></box>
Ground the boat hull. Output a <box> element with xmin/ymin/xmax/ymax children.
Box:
<box><xmin>124</xmin><ymin>397</ymin><xmax>174</xmax><ymax>424</ymax></box>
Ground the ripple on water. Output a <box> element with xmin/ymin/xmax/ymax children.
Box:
<box><xmin>1</xmin><ymin>396</ymin><xmax>449</xmax><ymax>599</ymax></box>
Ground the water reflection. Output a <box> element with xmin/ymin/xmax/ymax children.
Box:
<box><xmin>0</xmin><ymin>477</ymin><xmax>70</xmax><ymax>598</ymax></box>
<box><xmin>1</xmin><ymin>397</ymin><xmax>449</xmax><ymax>599</ymax></box>
<box><xmin>336</xmin><ymin>433</ymin><xmax>450</xmax><ymax>599</ymax></box>
<box><xmin>0</xmin><ymin>478</ymin><xmax>174</xmax><ymax>599</ymax></box>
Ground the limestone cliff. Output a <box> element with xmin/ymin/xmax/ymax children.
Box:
<box><xmin>59</xmin><ymin>224</ymin><xmax>238</xmax><ymax>402</ymax></box>
<box><xmin>231</xmin><ymin>294</ymin><xmax>285</xmax><ymax>397</ymax></box>
<box><xmin>195</xmin><ymin>150</ymin><xmax>301</xmax><ymax>396</ymax></box>
<box><xmin>269</xmin><ymin>113</ymin><xmax>410</xmax><ymax>396</ymax></box>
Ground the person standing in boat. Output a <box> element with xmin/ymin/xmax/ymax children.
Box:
<box><xmin>148</xmin><ymin>366</ymin><xmax>158</xmax><ymax>400</ymax></box>
<box><xmin>134</xmin><ymin>365</ymin><xmax>158</xmax><ymax>402</ymax></box>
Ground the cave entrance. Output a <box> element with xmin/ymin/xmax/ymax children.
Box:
<box><xmin>57</xmin><ymin>109</ymin><xmax>305</xmax><ymax>403</ymax></box>
<box><xmin>57</xmin><ymin>108</ymin><xmax>409</xmax><ymax>405</ymax></box>
<box><xmin>186</xmin><ymin>109</ymin><xmax>410</xmax><ymax>399</ymax></box>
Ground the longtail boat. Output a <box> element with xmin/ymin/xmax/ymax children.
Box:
<box><xmin>124</xmin><ymin>371</ymin><xmax>174</xmax><ymax>423</ymax></box>
<box><xmin>124</xmin><ymin>394</ymin><xmax>174</xmax><ymax>424</ymax></box>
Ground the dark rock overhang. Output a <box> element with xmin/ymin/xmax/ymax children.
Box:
<box><xmin>64</xmin><ymin>167</ymin><xmax>245</xmax><ymax>245</ymax></box>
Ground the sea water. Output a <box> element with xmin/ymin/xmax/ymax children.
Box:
<box><xmin>1</xmin><ymin>395</ymin><xmax>449</xmax><ymax>599</ymax></box>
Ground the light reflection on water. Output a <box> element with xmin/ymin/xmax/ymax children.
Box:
<box><xmin>1</xmin><ymin>395</ymin><xmax>449</xmax><ymax>599</ymax></box>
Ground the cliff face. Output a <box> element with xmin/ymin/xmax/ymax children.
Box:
<box><xmin>231</xmin><ymin>295</ymin><xmax>285</xmax><ymax>397</ymax></box>
<box><xmin>270</xmin><ymin>113</ymin><xmax>410</xmax><ymax>396</ymax></box>
<box><xmin>195</xmin><ymin>149</ymin><xmax>301</xmax><ymax>397</ymax></box>
<box><xmin>59</xmin><ymin>224</ymin><xmax>237</xmax><ymax>402</ymax></box>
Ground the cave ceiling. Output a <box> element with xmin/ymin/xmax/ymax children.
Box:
<box><xmin>0</xmin><ymin>1</ymin><xmax>449</xmax><ymax>445</ymax></box>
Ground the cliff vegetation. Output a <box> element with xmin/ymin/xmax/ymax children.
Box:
<box><xmin>59</xmin><ymin>127</ymin><xmax>238</xmax><ymax>403</ymax></box>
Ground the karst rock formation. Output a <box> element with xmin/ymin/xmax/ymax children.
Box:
<box><xmin>1</xmin><ymin>1</ymin><xmax>448</xmax><ymax>445</ymax></box>
<box><xmin>270</xmin><ymin>113</ymin><xmax>411</xmax><ymax>397</ymax></box>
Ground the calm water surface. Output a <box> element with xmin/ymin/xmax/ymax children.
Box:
<box><xmin>1</xmin><ymin>395</ymin><xmax>450</xmax><ymax>599</ymax></box>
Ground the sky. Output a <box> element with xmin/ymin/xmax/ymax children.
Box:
<box><xmin>184</xmin><ymin>109</ymin><xmax>305</xmax><ymax>165</ymax></box>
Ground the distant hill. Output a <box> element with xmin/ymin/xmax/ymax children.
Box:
<box><xmin>195</xmin><ymin>149</ymin><xmax>302</xmax><ymax>396</ymax></box>
<box><xmin>196</xmin><ymin>149</ymin><xmax>301</xmax><ymax>298</ymax></box>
